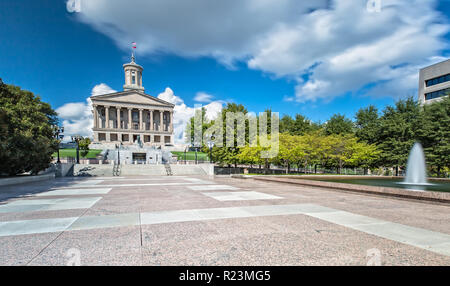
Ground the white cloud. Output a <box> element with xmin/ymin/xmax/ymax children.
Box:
<box><xmin>249</xmin><ymin>0</ymin><xmax>450</xmax><ymax>102</ymax></box>
<box><xmin>91</xmin><ymin>83</ymin><xmax>116</xmax><ymax>96</ymax></box>
<box><xmin>157</xmin><ymin>87</ymin><xmax>223</xmax><ymax>143</ymax></box>
<box><xmin>70</xmin><ymin>0</ymin><xmax>449</xmax><ymax>102</ymax></box>
<box><xmin>194</xmin><ymin>92</ymin><xmax>214</xmax><ymax>103</ymax></box>
<box><xmin>56</xmin><ymin>83</ymin><xmax>116</xmax><ymax>140</ymax></box>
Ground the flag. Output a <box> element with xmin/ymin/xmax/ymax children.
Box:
<box><xmin>132</xmin><ymin>42</ymin><xmax>137</xmax><ymax>49</ymax></box>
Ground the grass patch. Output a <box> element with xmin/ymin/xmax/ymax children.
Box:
<box><xmin>53</xmin><ymin>148</ymin><xmax>102</xmax><ymax>159</ymax></box>
<box><xmin>172</xmin><ymin>151</ymin><xmax>209</xmax><ymax>161</ymax></box>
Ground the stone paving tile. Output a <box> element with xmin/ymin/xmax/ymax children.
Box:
<box><xmin>0</xmin><ymin>197</ymin><xmax>102</xmax><ymax>214</ymax></box>
<box><xmin>201</xmin><ymin>191</ymin><xmax>283</xmax><ymax>201</ymax></box>
<box><xmin>35</xmin><ymin>188</ymin><xmax>112</xmax><ymax>197</ymax></box>
<box><xmin>0</xmin><ymin>232</ymin><xmax>62</xmax><ymax>265</ymax></box>
<box><xmin>28</xmin><ymin>226</ymin><xmax>141</xmax><ymax>266</ymax></box>
<box><xmin>0</xmin><ymin>209</ymin><xmax>85</xmax><ymax>222</ymax></box>
<box><xmin>140</xmin><ymin>215</ymin><xmax>450</xmax><ymax>266</ymax></box>
<box><xmin>143</xmin><ymin>216</ymin><xmax>450</xmax><ymax>265</ymax></box>
<box><xmin>225</xmin><ymin>178</ymin><xmax>450</xmax><ymax>234</ymax></box>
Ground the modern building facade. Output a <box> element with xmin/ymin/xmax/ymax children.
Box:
<box><xmin>91</xmin><ymin>55</ymin><xmax>175</xmax><ymax>147</ymax></box>
<box><xmin>418</xmin><ymin>59</ymin><xmax>450</xmax><ymax>105</ymax></box>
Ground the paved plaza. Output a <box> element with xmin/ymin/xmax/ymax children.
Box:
<box><xmin>0</xmin><ymin>175</ymin><xmax>449</xmax><ymax>265</ymax></box>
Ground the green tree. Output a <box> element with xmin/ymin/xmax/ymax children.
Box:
<box><xmin>0</xmin><ymin>81</ymin><xmax>58</xmax><ymax>175</ymax></box>
<box><xmin>78</xmin><ymin>137</ymin><xmax>91</xmax><ymax>157</ymax></box>
<box><xmin>279</xmin><ymin>114</ymin><xmax>319</xmax><ymax>135</ymax></box>
<box><xmin>355</xmin><ymin>105</ymin><xmax>380</xmax><ymax>144</ymax></box>
<box><xmin>211</xmin><ymin>103</ymin><xmax>248</xmax><ymax>167</ymax></box>
<box><xmin>280</xmin><ymin>115</ymin><xmax>295</xmax><ymax>134</ymax></box>
<box><xmin>377</xmin><ymin>97</ymin><xmax>422</xmax><ymax>176</ymax></box>
<box><xmin>324</xmin><ymin>114</ymin><xmax>354</xmax><ymax>135</ymax></box>
<box><xmin>418</xmin><ymin>96</ymin><xmax>450</xmax><ymax>177</ymax></box>
<box><xmin>185</xmin><ymin>107</ymin><xmax>212</xmax><ymax>145</ymax></box>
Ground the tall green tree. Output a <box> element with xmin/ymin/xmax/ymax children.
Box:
<box><xmin>279</xmin><ymin>114</ymin><xmax>319</xmax><ymax>135</ymax></box>
<box><xmin>418</xmin><ymin>96</ymin><xmax>450</xmax><ymax>176</ymax></box>
<box><xmin>377</xmin><ymin>97</ymin><xmax>422</xmax><ymax>175</ymax></box>
<box><xmin>185</xmin><ymin>107</ymin><xmax>212</xmax><ymax>145</ymax></box>
<box><xmin>280</xmin><ymin>115</ymin><xmax>295</xmax><ymax>134</ymax></box>
<box><xmin>211</xmin><ymin>103</ymin><xmax>248</xmax><ymax>167</ymax></box>
<box><xmin>0</xmin><ymin>81</ymin><xmax>58</xmax><ymax>175</ymax></box>
<box><xmin>324</xmin><ymin>114</ymin><xmax>354</xmax><ymax>135</ymax></box>
<box><xmin>355</xmin><ymin>105</ymin><xmax>380</xmax><ymax>144</ymax></box>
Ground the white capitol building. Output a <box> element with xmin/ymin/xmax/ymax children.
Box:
<box><xmin>90</xmin><ymin>54</ymin><xmax>175</xmax><ymax>148</ymax></box>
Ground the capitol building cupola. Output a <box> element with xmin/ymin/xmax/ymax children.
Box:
<box><xmin>123</xmin><ymin>53</ymin><xmax>145</xmax><ymax>92</ymax></box>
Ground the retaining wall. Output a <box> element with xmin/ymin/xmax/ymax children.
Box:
<box><xmin>0</xmin><ymin>173</ymin><xmax>55</xmax><ymax>187</ymax></box>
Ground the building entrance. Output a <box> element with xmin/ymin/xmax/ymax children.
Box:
<box><xmin>132</xmin><ymin>153</ymin><xmax>146</xmax><ymax>164</ymax></box>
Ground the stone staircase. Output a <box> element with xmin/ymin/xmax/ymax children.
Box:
<box><xmin>72</xmin><ymin>164</ymin><xmax>212</xmax><ymax>176</ymax></box>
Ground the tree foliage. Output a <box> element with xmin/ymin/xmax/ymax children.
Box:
<box><xmin>186</xmin><ymin>96</ymin><xmax>449</xmax><ymax>177</ymax></box>
<box><xmin>78</xmin><ymin>137</ymin><xmax>91</xmax><ymax>157</ymax></box>
<box><xmin>0</xmin><ymin>81</ymin><xmax>58</xmax><ymax>175</ymax></box>
<box><xmin>355</xmin><ymin>105</ymin><xmax>379</xmax><ymax>144</ymax></box>
<box><xmin>377</xmin><ymin>98</ymin><xmax>422</xmax><ymax>173</ymax></box>
<box><xmin>323</xmin><ymin>114</ymin><xmax>354</xmax><ymax>135</ymax></box>
<box><xmin>418</xmin><ymin>96</ymin><xmax>450</xmax><ymax>176</ymax></box>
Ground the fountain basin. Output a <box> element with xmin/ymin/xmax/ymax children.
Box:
<box><xmin>301</xmin><ymin>177</ymin><xmax>449</xmax><ymax>192</ymax></box>
<box><xmin>249</xmin><ymin>176</ymin><xmax>450</xmax><ymax>204</ymax></box>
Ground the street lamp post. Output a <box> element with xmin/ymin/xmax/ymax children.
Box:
<box><xmin>207</xmin><ymin>135</ymin><xmax>215</xmax><ymax>164</ymax></box>
<box><xmin>195</xmin><ymin>147</ymin><xmax>198</xmax><ymax>165</ymax></box>
<box><xmin>71</xmin><ymin>135</ymin><xmax>82</xmax><ymax>164</ymax></box>
<box><xmin>53</xmin><ymin>126</ymin><xmax>64</xmax><ymax>164</ymax></box>
<box><xmin>116</xmin><ymin>143</ymin><xmax>121</xmax><ymax>164</ymax></box>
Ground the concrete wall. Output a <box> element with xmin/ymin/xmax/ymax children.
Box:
<box><xmin>0</xmin><ymin>173</ymin><xmax>55</xmax><ymax>187</ymax></box>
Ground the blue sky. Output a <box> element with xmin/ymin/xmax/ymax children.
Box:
<box><xmin>0</xmin><ymin>0</ymin><xmax>449</xmax><ymax>142</ymax></box>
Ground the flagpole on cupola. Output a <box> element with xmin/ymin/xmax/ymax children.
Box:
<box><xmin>131</xmin><ymin>42</ymin><xmax>137</xmax><ymax>62</ymax></box>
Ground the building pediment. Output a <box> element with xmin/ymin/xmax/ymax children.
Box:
<box><xmin>91</xmin><ymin>91</ymin><xmax>174</xmax><ymax>108</ymax></box>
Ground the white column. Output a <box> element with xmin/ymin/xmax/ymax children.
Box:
<box><xmin>170</xmin><ymin>111</ymin><xmax>173</xmax><ymax>133</ymax></box>
<box><xmin>105</xmin><ymin>106</ymin><xmax>110</xmax><ymax>129</ymax></box>
<box><xmin>149</xmin><ymin>110</ymin><xmax>153</xmax><ymax>131</ymax></box>
<box><xmin>93</xmin><ymin>105</ymin><xmax>98</xmax><ymax>128</ymax></box>
<box><xmin>160</xmin><ymin>110</ymin><xmax>163</xmax><ymax>131</ymax></box>
<box><xmin>139</xmin><ymin>109</ymin><xmax>143</xmax><ymax>130</ymax></box>
<box><xmin>128</xmin><ymin>108</ymin><xmax>132</xmax><ymax>130</ymax></box>
<box><xmin>116</xmin><ymin>107</ymin><xmax>120</xmax><ymax>129</ymax></box>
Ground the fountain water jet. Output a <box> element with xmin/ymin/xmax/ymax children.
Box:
<box><xmin>400</xmin><ymin>142</ymin><xmax>433</xmax><ymax>186</ymax></box>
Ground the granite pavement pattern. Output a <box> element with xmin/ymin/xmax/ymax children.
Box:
<box><xmin>0</xmin><ymin>174</ymin><xmax>449</xmax><ymax>265</ymax></box>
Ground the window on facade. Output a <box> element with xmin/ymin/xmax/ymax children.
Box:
<box><xmin>425</xmin><ymin>74</ymin><xmax>450</xmax><ymax>87</ymax></box>
<box><xmin>425</xmin><ymin>88</ymin><xmax>450</xmax><ymax>100</ymax></box>
<box><xmin>131</xmin><ymin>71</ymin><xmax>136</xmax><ymax>84</ymax></box>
